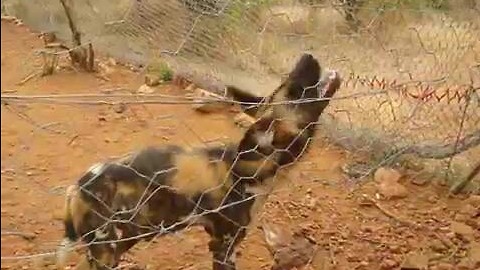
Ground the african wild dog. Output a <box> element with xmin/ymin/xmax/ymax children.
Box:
<box><xmin>56</xmin><ymin>54</ymin><xmax>341</xmax><ymax>270</ymax></box>
<box><xmin>231</xmin><ymin>53</ymin><xmax>342</xmax><ymax>174</ymax></box>
<box><xmin>229</xmin><ymin>54</ymin><xmax>341</xmax><ymax>224</ymax></box>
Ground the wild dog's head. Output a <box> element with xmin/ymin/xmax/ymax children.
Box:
<box><xmin>235</xmin><ymin>54</ymin><xmax>341</xmax><ymax>171</ymax></box>
<box><xmin>238</xmin><ymin>53</ymin><xmax>342</xmax><ymax>133</ymax></box>
<box><xmin>265</xmin><ymin>53</ymin><xmax>341</xmax><ymax>131</ymax></box>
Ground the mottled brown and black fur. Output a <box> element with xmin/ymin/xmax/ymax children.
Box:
<box><xmin>233</xmin><ymin>54</ymin><xmax>342</xmax><ymax>184</ymax></box>
<box><xmin>58</xmin><ymin>144</ymin><xmax>257</xmax><ymax>270</ymax></box>
<box><xmin>57</xmin><ymin>54</ymin><xmax>341</xmax><ymax>270</ymax></box>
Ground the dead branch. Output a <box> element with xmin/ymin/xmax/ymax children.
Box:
<box><xmin>17</xmin><ymin>72</ymin><xmax>40</xmax><ymax>86</ymax></box>
<box><xmin>58</xmin><ymin>0</ymin><xmax>81</xmax><ymax>46</ymax></box>
<box><xmin>1</xmin><ymin>230</ymin><xmax>36</xmax><ymax>241</ymax></box>
<box><xmin>360</xmin><ymin>195</ymin><xmax>418</xmax><ymax>228</ymax></box>
<box><xmin>58</xmin><ymin>0</ymin><xmax>95</xmax><ymax>72</ymax></box>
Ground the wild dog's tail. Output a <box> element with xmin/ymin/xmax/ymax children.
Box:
<box><xmin>56</xmin><ymin>184</ymin><xmax>79</xmax><ymax>269</ymax></box>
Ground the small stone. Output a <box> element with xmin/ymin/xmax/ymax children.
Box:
<box><xmin>137</xmin><ymin>84</ymin><xmax>155</xmax><ymax>94</ymax></box>
<box><xmin>377</xmin><ymin>180</ymin><xmax>408</xmax><ymax>200</ymax></box>
<box><xmin>435</xmin><ymin>262</ymin><xmax>454</xmax><ymax>270</ymax></box>
<box><xmin>445</xmin><ymin>232</ymin><xmax>456</xmax><ymax>239</ymax></box>
<box><xmin>112</xmin><ymin>103</ymin><xmax>126</xmax><ymax>114</ymax></box>
<box><xmin>464</xmin><ymin>195</ymin><xmax>480</xmax><ymax>207</ymax></box>
<box><xmin>360</xmin><ymin>225</ymin><xmax>374</xmax><ymax>233</ymax></box>
<box><xmin>358</xmin><ymin>261</ymin><xmax>369</xmax><ymax>267</ymax></box>
<box><xmin>374</xmin><ymin>168</ymin><xmax>408</xmax><ymax>200</ymax></box>
<box><xmin>451</xmin><ymin>221</ymin><xmax>475</xmax><ymax>241</ymax></box>
<box><xmin>144</xmin><ymin>73</ymin><xmax>162</xmax><ymax>87</ymax></box>
<box><xmin>346</xmin><ymin>252</ymin><xmax>359</xmax><ymax>262</ymax></box>
<box><xmin>374</xmin><ymin>167</ymin><xmax>402</xmax><ymax>183</ymax></box>
<box><xmin>107</xmin><ymin>58</ymin><xmax>117</xmax><ymax>66</ymax></box>
<box><xmin>400</xmin><ymin>251</ymin><xmax>428</xmax><ymax>269</ymax></box>
<box><xmin>184</xmin><ymin>83</ymin><xmax>196</xmax><ymax>92</ymax></box>
<box><xmin>459</xmin><ymin>204</ymin><xmax>478</xmax><ymax>218</ymax></box>
<box><xmin>468</xmin><ymin>242</ymin><xmax>480</xmax><ymax>265</ymax></box>
<box><xmin>454</xmin><ymin>213</ymin><xmax>469</xmax><ymax>222</ymax></box>
<box><xmin>427</xmin><ymin>195</ymin><xmax>439</xmax><ymax>204</ymax></box>
<box><xmin>429</xmin><ymin>239</ymin><xmax>447</xmax><ymax>252</ymax></box>
<box><xmin>457</xmin><ymin>258</ymin><xmax>474</xmax><ymax>270</ymax></box>
<box><xmin>410</xmin><ymin>177</ymin><xmax>429</xmax><ymax>186</ymax></box>
<box><xmin>389</xmin><ymin>244</ymin><xmax>402</xmax><ymax>254</ymax></box>
<box><xmin>380</xmin><ymin>258</ymin><xmax>398</xmax><ymax>269</ymax></box>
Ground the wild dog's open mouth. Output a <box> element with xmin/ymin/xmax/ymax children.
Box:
<box><xmin>318</xmin><ymin>69</ymin><xmax>340</xmax><ymax>98</ymax></box>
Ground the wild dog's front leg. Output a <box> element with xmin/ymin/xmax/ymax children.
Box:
<box><xmin>72</xmin><ymin>244</ymin><xmax>116</xmax><ymax>270</ymax></box>
<box><xmin>74</xmin><ymin>226</ymin><xmax>119</xmax><ymax>270</ymax></box>
<box><xmin>204</xmin><ymin>215</ymin><xmax>248</xmax><ymax>270</ymax></box>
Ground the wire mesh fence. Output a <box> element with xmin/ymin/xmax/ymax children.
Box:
<box><xmin>3</xmin><ymin>0</ymin><xmax>479</xmax><ymax>182</ymax></box>
<box><xmin>1</xmin><ymin>0</ymin><xmax>480</xmax><ymax>269</ymax></box>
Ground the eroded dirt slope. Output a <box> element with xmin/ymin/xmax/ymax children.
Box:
<box><xmin>1</xmin><ymin>20</ymin><xmax>479</xmax><ymax>270</ymax></box>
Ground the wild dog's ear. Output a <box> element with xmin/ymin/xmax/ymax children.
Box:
<box><xmin>287</xmin><ymin>53</ymin><xmax>322</xmax><ymax>89</ymax></box>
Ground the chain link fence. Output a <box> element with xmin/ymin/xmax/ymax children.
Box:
<box><xmin>2</xmin><ymin>0</ymin><xmax>480</xmax><ymax>186</ymax></box>
<box><xmin>1</xmin><ymin>0</ymin><xmax>480</xmax><ymax>269</ymax></box>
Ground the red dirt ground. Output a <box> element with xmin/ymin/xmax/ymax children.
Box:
<box><xmin>1</xmin><ymin>20</ymin><xmax>479</xmax><ymax>270</ymax></box>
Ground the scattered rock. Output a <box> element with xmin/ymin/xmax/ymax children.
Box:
<box><xmin>429</xmin><ymin>239</ymin><xmax>448</xmax><ymax>253</ymax></box>
<box><xmin>435</xmin><ymin>262</ymin><xmax>454</xmax><ymax>270</ymax></box>
<box><xmin>389</xmin><ymin>244</ymin><xmax>402</xmax><ymax>254</ymax></box>
<box><xmin>346</xmin><ymin>252</ymin><xmax>360</xmax><ymax>262</ymax></box>
<box><xmin>464</xmin><ymin>195</ymin><xmax>480</xmax><ymax>208</ymax></box>
<box><xmin>468</xmin><ymin>242</ymin><xmax>480</xmax><ymax>266</ymax></box>
<box><xmin>427</xmin><ymin>195</ymin><xmax>439</xmax><ymax>204</ymax></box>
<box><xmin>360</xmin><ymin>225</ymin><xmax>375</xmax><ymax>233</ymax></box>
<box><xmin>358</xmin><ymin>261</ymin><xmax>369</xmax><ymax>268</ymax></box>
<box><xmin>144</xmin><ymin>73</ymin><xmax>162</xmax><ymax>87</ymax></box>
<box><xmin>377</xmin><ymin>179</ymin><xmax>408</xmax><ymax>200</ymax></box>
<box><xmin>400</xmin><ymin>251</ymin><xmax>428</xmax><ymax>270</ymax></box>
<box><xmin>374</xmin><ymin>167</ymin><xmax>403</xmax><ymax>183</ymax></box>
<box><xmin>450</xmin><ymin>221</ymin><xmax>475</xmax><ymax>241</ymax></box>
<box><xmin>380</xmin><ymin>258</ymin><xmax>398</xmax><ymax>269</ymax></box>
<box><xmin>184</xmin><ymin>83</ymin><xmax>196</xmax><ymax>92</ymax></box>
<box><xmin>137</xmin><ymin>84</ymin><xmax>155</xmax><ymax>94</ymax></box>
<box><xmin>1</xmin><ymin>15</ymin><xmax>18</xmax><ymax>22</ymax></box>
<box><xmin>261</xmin><ymin>222</ymin><xmax>293</xmax><ymax>253</ymax></box>
<box><xmin>107</xmin><ymin>57</ymin><xmax>117</xmax><ymax>66</ymax></box>
<box><xmin>410</xmin><ymin>177</ymin><xmax>429</xmax><ymax>186</ymax></box>
<box><xmin>112</xmin><ymin>103</ymin><xmax>126</xmax><ymax>114</ymax></box>
<box><xmin>98</xmin><ymin>115</ymin><xmax>107</xmax><ymax>122</ymax></box>
<box><xmin>261</xmin><ymin>222</ymin><xmax>317</xmax><ymax>270</ymax></box>
<box><xmin>375</xmin><ymin>167</ymin><xmax>408</xmax><ymax>200</ymax></box>
<box><xmin>97</xmin><ymin>62</ymin><xmax>114</xmax><ymax>76</ymax></box>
